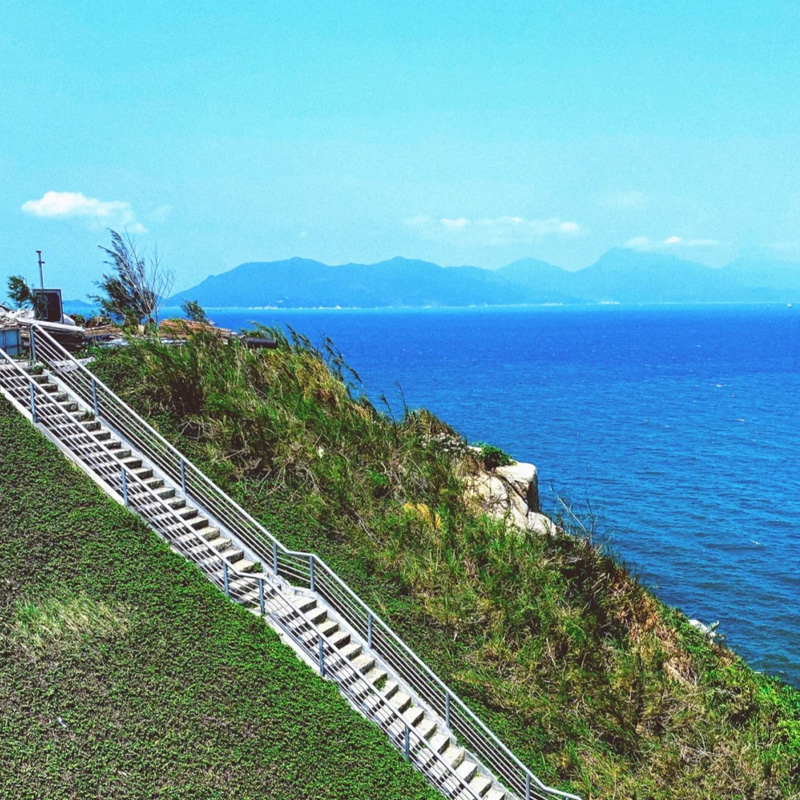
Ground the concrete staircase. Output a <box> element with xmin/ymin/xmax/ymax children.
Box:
<box><xmin>0</xmin><ymin>356</ymin><xmax>510</xmax><ymax>800</ymax></box>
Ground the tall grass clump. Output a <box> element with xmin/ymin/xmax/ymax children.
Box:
<box><xmin>89</xmin><ymin>328</ymin><xmax>800</xmax><ymax>800</ymax></box>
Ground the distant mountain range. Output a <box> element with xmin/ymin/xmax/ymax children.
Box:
<box><xmin>156</xmin><ymin>249</ymin><xmax>799</xmax><ymax>308</ymax></box>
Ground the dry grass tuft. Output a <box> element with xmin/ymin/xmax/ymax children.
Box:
<box><xmin>9</xmin><ymin>594</ymin><xmax>132</xmax><ymax>657</ymax></box>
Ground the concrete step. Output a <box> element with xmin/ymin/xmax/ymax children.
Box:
<box><xmin>306</xmin><ymin>606</ymin><xmax>328</xmax><ymax>626</ymax></box>
<box><xmin>207</xmin><ymin>536</ymin><xmax>234</xmax><ymax>553</ymax></box>
<box><xmin>351</xmin><ymin>652</ymin><xmax>376</xmax><ymax>674</ymax></box>
<box><xmin>365</xmin><ymin>666</ymin><xmax>387</xmax><ymax>686</ymax></box>
<box><xmin>416</xmin><ymin>716</ymin><xmax>437</xmax><ymax>740</ymax></box>
<box><xmin>383</xmin><ymin>680</ymin><xmax>400</xmax><ymax>700</ymax></box>
<box><xmin>443</xmin><ymin>745</ymin><xmax>465</xmax><ymax>768</ymax></box>
<box><xmin>329</xmin><ymin>629</ymin><xmax>351</xmax><ymax>649</ymax></box>
<box><xmin>339</xmin><ymin>641</ymin><xmax>363</xmax><ymax>660</ymax></box>
<box><xmin>468</xmin><ymin>773</ymin><xmax>492</xmax><ymax>796</ymax></box>
<box><xmin>456</xmin><ymin>760</ymin><xmax>478</xmax><ymax>783</ymax></box>
<box><xmin>402</xmin><ymin>704</ymin><xmax>425</xmax><ymax>727</ymax></box>
<box><xmin>389</xmin><ymin>690</ymin><xmax>412</xmax><ymax>714</ymax></box>
<box><xmin>317</xmin><ymin>619</ymin><xmax>339</xmax><ymax>638</ymax></box>
<box><xmin>295</xmin><ymin>597</ymin><xmax>317</xmax><ymax>614</ymax></box>
<box><xmin>429</xmin><ymin>733</ymin><xmax>450</xmax><ymax>754</ymax></box>
<box><xmin>229</xmin><ymin>574</ymin><xmax>259</xmax><ymax>593</ymax></box>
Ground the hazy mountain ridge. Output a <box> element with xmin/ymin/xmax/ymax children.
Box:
<box><xmin>168</xmin><ymin>251</ymin><xmax>800</xmax><ymax>308</ymax></box>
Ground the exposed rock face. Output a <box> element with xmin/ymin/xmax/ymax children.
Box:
<box><xmin>463</xmin><ymin>455</ymin><xmax>555</xmax><ymax>534</ymax></box>
<box><xmin>495</xmin><ymin>461</ymin><xmax>539</xmax><ymax>514</ymax></box>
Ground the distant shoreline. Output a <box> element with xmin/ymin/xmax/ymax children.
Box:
<box><xmin>63</xmin><ymin>300</ymin><xmax>796</xmax><ymax>315</ymax></box>
<box><xmin>157</xmin><ymin>301</ymin><xmax>795</xmax><ymax>312</ymax></box>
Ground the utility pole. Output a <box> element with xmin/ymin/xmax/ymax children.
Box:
<box><xmin>35</xmin><ymin>250</ymin><xmax>45</xmax><ymax>289</ymax></box>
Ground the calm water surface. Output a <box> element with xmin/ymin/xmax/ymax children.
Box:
<box><xmin>176</xmin><ymin>305</ymin><xmax>800</xmax><ymax>686</ymax></box>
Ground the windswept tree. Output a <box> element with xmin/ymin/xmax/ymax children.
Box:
<box><xmin>90</xmin><ymin>229</ymin><xmax>174</xmax><ymax>328</ymax></box>
<box><xmin>181</xmin><ymin>298</ymin><xmax>208</xmax><ymax>324</ymax></box>
<box><xmin>6</xmin><ymin>275</ymin><xmax>46</xmax><ymax>316</ymax></box>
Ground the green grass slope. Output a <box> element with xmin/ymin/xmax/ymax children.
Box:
<box><xmin>0</xmin><ymin>398</ymin><xmax>440</xmax><ymax>800</ymax></box>
<box><xmin>87</xmin><ymin>328</ymin><xmax>800</xmax><ymax>800</ymax></box>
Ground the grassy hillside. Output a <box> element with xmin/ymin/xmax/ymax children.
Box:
<box><xmin>88</xmin><ymin>329</ymin><xmax>800</xmax><ymax>800</ymax></box>
<box><xmin>0</xmin><ymin>397</ymin><xmax>441</xmax><ymax>800</ymax></box>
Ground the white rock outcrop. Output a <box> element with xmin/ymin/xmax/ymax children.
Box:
<box><xmin>463</xmin><ymin>454</ymin><xmax>556</xmax><ymax>534</ymax></box>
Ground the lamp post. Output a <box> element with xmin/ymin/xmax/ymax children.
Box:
<box><xmin>36</xmin><ymin>251</ymin><xmax>45</xmax><ymax>289</ymax></box>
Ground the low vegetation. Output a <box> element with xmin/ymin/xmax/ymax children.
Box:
<box><xmin>0</xmin><ymin>398</ymin><xmax>440</xmax><ymax>800</ymax></box>
<box><xmin>86</xmin><ymin>328</ymin><xmax>800</xmax><ymax>799</ymax></box>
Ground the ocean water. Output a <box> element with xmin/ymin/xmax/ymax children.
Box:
<box><xmin>184</xmin><ymin>305</ymin><xmax>800</xmax><ymax>686</ymax></box>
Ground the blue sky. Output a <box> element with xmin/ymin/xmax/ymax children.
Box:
<box><xmin>3</xmin><ymin>1</ymin><xmax>800</xmax><ymax>298</ymax></box>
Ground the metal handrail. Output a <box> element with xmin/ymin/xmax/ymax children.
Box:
<box><xmin>0</xmin><ymin>351</ymin><xmax>482</xmax><ymax>800</ymax></box>
<box><xmin>27</xmin><ymin>322</ymin><xmax>581</xmax><ymax>800</ymax></box>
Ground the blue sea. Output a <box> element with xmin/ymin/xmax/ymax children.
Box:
<box><xmin>170</xmin><ymin>304</ymin><xmax>800</xmax><ymax>686</ymax></box>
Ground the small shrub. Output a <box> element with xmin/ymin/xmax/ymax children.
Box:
<box><xmin>473</xmin><ymin>442</ymin><xmax>514</xmax><ymax>470</ymax></box>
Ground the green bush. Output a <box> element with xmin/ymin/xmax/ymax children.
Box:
<box><xmin>473</xmin><ymin>442</ymin><xmax>514</xmax><ymax>470</ymax></box>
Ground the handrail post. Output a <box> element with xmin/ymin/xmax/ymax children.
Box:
<box><xmin>309</xmin><ymin>554</ymin><xmax>315</xmax><ymax>591</ymax></box>
<box><xmin>223</xmin><ymin>562</ymin><xmax>230</xmax><ymax>597</ymax></box>
<box><xmin>318</xmin><ymin>635</ymin><xmax>325</xmax><ymax>677</ymax></box>
<box><xmin>180</xmin><ymin>458</ymin><xmax>187</xmax><ymax>495</ymax></box>
<box><xmin>28</xmin><ymin>383</ymin><xmax>37</xmax><ymax>423</ymax></box>
<box><xmin>403</xmin><ymin>725</ymin><xmax>410</xmax><ymax>761</ymax></box>
<box><xmin>525</xmin><ymin>773</ymin><xmax>531</xmax><ymax>800</ymax></box>
<box><xmin>273</xmin><ymin>541</ymin><xmax>279</xmax><ymax>576</ymax></box>
<box><xmin>121</xmin><ymin>466</ymin><xmax>128</xmax><ymax>506</ymax></box>
<box><xmin>259</xmin><ymin>578</ymin><xmax>265</xmax><ymax>616</ymax></box>
<box><xmin>91</xmin><ymin>377</ymin><xmax>99</xmax><ymax>416</ymax></box>
<box><xmin>445</xmin><ymin>691</ymin><xmax>451</xmax><ymax>729</ymax></box>
<box><xmin>367</xmin><ymin>613</ymin><xmax>373</xmax><ymax>649</ymax></box>
<box><xmin>29</xmin><ymin>328</ymin><xmax>36</xmax><ymax>362</ymax></box>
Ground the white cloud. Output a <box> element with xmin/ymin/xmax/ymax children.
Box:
<box><xmin>404</xmin><ymin>215</ymin><xmax>431</xmax><ymax>228</ymax></box>
<box><xmin>21</xmin><ymin>191</ymin><xmax>147</xmax><ymax>233</ymax></box>
<box><xmin>474</xmin><ymin>216</ymin><xmax>581</xmax><ymax>244</ymax></box>
<box><xmin>406</xmin><ymin>214</ymin><xmax>580</xmax><ymax>244</ymax></box>
<box><xmin>440</xmin><ymin>217</ymin><xmax>470</xmax><ymax>229</ymax></box>
<box><xmin>624</xmin><ymin>235</ymin><xmax>721</xmax><ymax>251</ymax></box>
<box><xmin>624</xmin><ymin>236</ymin><xmax>652</xmax><ymax>250</ymax></box>
<box><xmin>600</xmin><ymin>190</ymin><xmax>648</xmax><ymax>210</ymax></box>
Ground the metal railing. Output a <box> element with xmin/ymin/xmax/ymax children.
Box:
<box><xmin>26</xmin><ymin>323</ymin><xmax>581</xmax><ymax>800</ymax></box>
<box><xmin>0</xmin><ymin>350</ymin><xmax>484</xmax><ymax>800</ymax></box>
